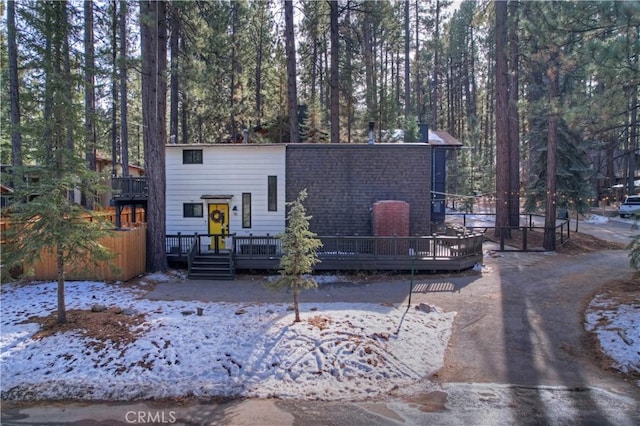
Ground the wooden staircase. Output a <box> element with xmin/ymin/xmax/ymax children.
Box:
<box><xmin>188</xmin><ymin>252</ymin><xmax>235</xmax><ymax>280</ymax></box>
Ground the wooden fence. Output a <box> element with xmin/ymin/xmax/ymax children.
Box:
<box><xmin>27</xmin><ymin>226</ymin><xmax>146</xmax><ymax>281</ymax></box>
<box><xmin>1</xmin><ymin>207</ymin><xmax>145</xmax><ymax>244</ymax></box>
<box><xmin>94</xmin><ymin>206</ymin><xmax>146</xmax><ymax>227</ymax></box>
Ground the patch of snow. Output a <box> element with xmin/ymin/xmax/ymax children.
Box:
<box><xmin>584</xmin><ymin>215</ymin><xmax>610</xmax><ymax>225</ymax></box>
<box><xmin>473</xmin><ymin>263</ymin><xmax>492</xmax><ymax>273</ymax></box>
<box><xmin>585</xmin><ymin>294</ymin><xmax>640</xmax><ymax>375</ymax></box>
<box><xmin>1</xmin><ymin>281</ymin><xmax>455</xmax><ymax>401</ymax></box>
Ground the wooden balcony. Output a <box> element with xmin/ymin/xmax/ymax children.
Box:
<box><xmin>111</xmin><ymin>177</ymin><xmax>148</xmax><ymax>201</ymax></box>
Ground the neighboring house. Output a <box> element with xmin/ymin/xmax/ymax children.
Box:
<box><xmin>96</xmin><ymin>157</ymin><xmax>145</xmax><ymax>208</ymax></box>
<box><xmin>1</xmin><ymin>182</ymin><xmax>13</xmax><ymax>209</ymax></box>
<box><xmin>96</xmin><ymin>156</ymin><xmax>145</xmax><ymax>177</ymax></box>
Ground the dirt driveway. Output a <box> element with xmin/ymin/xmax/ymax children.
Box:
<box><xmin>425</xmin><ymin>246</ymin><xmax>638</xmax><ymax>391</ymax></box>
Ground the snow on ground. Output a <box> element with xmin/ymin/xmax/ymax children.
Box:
<box><xmin>585</xmin><ymin>293</ymin><xmax>640</xmax><ymax>378</ymax></box>
<box><xmin>584</xmin><ymin>214</ymin><xmax>610</xmax><ymax>225</ymax></box>
<box><xmin>0</xmin><ymin>280</ymin><xmax>455</xmax><ymax>401</ymax></box>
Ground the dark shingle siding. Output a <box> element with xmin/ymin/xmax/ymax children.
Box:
<box><xmin>286</xmin><ymin>144</ymin><xmax>432</xmax><ymax>236</ymax></box>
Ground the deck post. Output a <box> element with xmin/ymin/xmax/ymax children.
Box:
<box><xmin>115</xmin><ymin>205</ymin><xmax>122</xmax><ymax>229</ymax></box>
<box><xmin>432</xmin><ymin>235</ymin><xmax>437</xmax><ymax>260</ymax></box>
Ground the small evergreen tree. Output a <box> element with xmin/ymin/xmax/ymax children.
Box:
<box><xmin>267</xmin><ymin>189</ymin><xmax>322</xmax><ymax>322</ymax></box>
<box><xmin>3</xmin><ymin>165</ymin><xmax>115</xmax><ymax>324</ymax></box>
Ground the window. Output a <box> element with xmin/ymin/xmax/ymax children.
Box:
<box><xmin>242</xmin><ymin>193</ymin><xmax>251</xmax><ymax>228</ymax></box>
<box><xmin>623</xmin><ymin>196</ymin><xmax>640</xmax><ymax>205</ymax></box>
<box><xmin>183</xmin><ymin>203</ymin><xmax>203</xmax><ymax>218</ymax></box>
<box><xmin>268</xmin><ymin>175</ymin><xmax>277</xmax><ymax>211</ymax></box>
<box><xmin>182</xmin><ymin>149</ymin><xmax>203</xmax><ymax>164</ymax></box>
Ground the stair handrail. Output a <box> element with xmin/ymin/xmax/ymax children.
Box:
<box><xmin>187</xmin><ymin>233</ymin><xmax>198</xmax><ymax>272</ymax></box>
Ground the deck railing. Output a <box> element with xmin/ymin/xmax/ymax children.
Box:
<box><xmin>231</xmin><ymin>234</ymin><xmax>483</xmax><ymax>257</ymax></box>
<box><xmin>166</xmin><ymin>233</ymin><xmax>484</xmax><ymax>272</ymax></box>
<box><xmin>187</xmin><ymin>237</ymin><xmax>198</xmax><ymax>272</ymax></box>
<box><xmin>166</xmin><ymin>233</ymin><xmax>196</xmax><ymax>258</ymax></box>
<box><xmin>111</xmin><ymin>177</ymin><xmax>148</xmax><ymax>199</ymax></box>
<box><xmin>446</xmin><ymin>212</ymin><xmax>570</xmax><ymax>252</ymax></box>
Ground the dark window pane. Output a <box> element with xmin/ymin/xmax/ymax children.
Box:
<box><xmin>183</xmin><ymin>149</ymin><xmax>203</xmax><ymax>164</ymax></box>
<box><xmin>242</xmin><ymin>193</ymin><xmax>251</xmax><ymax>228</ymax></box>
<box><xmin>268</xmin><ymin>176</ymin><xmax>277</xmax><ymax>212</ymax></box>
<box><xmin>183</xmin><ymin>203</ymin><xmax>203</xmax><ymax>217</ymax></box>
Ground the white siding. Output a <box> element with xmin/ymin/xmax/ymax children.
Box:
<box><xmin>165</xmin><ymin>144</ymin><xmax>287</xmax><ymax>237</ymax></box>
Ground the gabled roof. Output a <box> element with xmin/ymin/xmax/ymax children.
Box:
<box><xmin>96</xmin><ymin>156</ymin><xmax>145</xmax><ymax>173</ymax></box>
<box><xmin>429</xmin><ymin>130</ymin><xmax>463</xmax><ymax>147</ymax></box>
<box><xmin>1</xmin><ymin>183</ymin><xmax>14</xmax><ymax>194</ymax></box>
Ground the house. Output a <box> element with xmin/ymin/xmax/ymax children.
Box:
<box><xmin>163</xmin><ymin>141</ymin><xmax>482</xmax><ymax>278</ymax></box>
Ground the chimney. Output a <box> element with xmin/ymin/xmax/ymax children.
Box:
<box><xmin>368</xmin><ymin>121</ymin><xmax>375</xmax><ymax>144</ymax></box>
<box><xmin>419</xmin><ymin>123</ymin><xmax>429</xmax><ymax>143</ymax></box>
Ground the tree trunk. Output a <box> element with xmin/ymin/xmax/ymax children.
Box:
<box><xmin>62</xmin><ymin>6</ymin><xmax>73</xmax><ymax>155</ymax></box>
<box><xmin>140</xmin><ymin>0</ymin><xmax>168</xmax><ymax>272</ymax></box>
<box><xmin>345</xmin><ymin>5</ymin><xmax>353</xmax><ymax>143</ymax></box>
<box><xmin>415</xmin><ymin>0</ymin><xmax>422</xmax><ymax>121</ymax></box>
<box><xmin>111</xmin><ymin>1</ymin><xmax>119</xmax><ymax>177</ymax></box>
<box><xmin>507</xmin><ymin>0</ymin><xmax>520</xmax><ymax>227</ymax></box>
<box><xmin>363</xmin><ymin>5</ymin><xmax>377</xmax><ymax>122</ymax></box>
<box><xmin>169</xmin><ymin>3</ymin><xmax>180</xmax><ymax>144</ymax></box>
<box><xmin>293</xmin><ymin>286</ymin><xmax>301</xmax><ymax>322</ymax></box>
<box><xmin>61</xmin><ymin>3</ymin><xmax>74</xmax><ymax>203</ymax></box>
<box><xmin>494</xmin><ymin>0</ymin><xmax>510</xmax><ymax>239</ymax></box>
<box><xmin>180</xmin><ymin>35</ymin><xmax>188</xmax><ymax>144</ymax></box>
<box><xmin>83</xmin><ymin>0</ymin><xmax>96</xmax><ymax>208</ymax></box>
<box><xmin>544</xmin><ymin>49</ymin><xmax>559</xmax><ymax>251</ymax></box>
<box><xmin>284</xmin><ymin>0</ymin><xmax>299</xmax><ymax>143</ymax></box>
<box><xmin>119</xmin><ymin>0</ymin><xmax>129</xmax><ymax>175</ymax></box>
<box><xmin>432</xmin><ymin>0</ymin><xmax>441</xmax><ymax>128</ymax></box>
<box><xmin>255</xmin><ymin>8</ymin><xmax>264</xmax><ymax>126</ymax></box>
<box><xmin>627</xmin><ymin>86</ymin><xmax>638</xmax><ymax>196</ymax></box>
<box><xmin>8</xmin><ymin>0</ymin><xmax>23</xmax><ymax>180</ymax></box>
<box><xmin>404</xmin><ymin>0</ymin><xmax>410</xmax><ymax>119</ymax></box>
<box><xmin>229</xmin><ymin>2</ymin><xmax>239</xmax><ymax>140</ymax></box>
<box><xmin>56</xmin><ymin>246</ymin><xmax>66</xmax><ymax>324</ymax></box>
<box><xmin>329</xmin><ymin>0</ymin><xmax>339</xmax><ymax>144</ymax></box>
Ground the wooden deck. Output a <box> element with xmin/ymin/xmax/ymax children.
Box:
<box><xmin>166</xmin><ymin>233</ymin><xmax>484</xmax><ymax>274</ymax></box>
<box><xmin>111</xmin><ymin>177</ymin><xmax>148</xmax><ymax>201</ymax></box>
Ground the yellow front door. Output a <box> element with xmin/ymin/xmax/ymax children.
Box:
<box><xmin>208</xmin><ymin>203</ymin><xmax>229</xmax><ymax>250</ymax></box>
